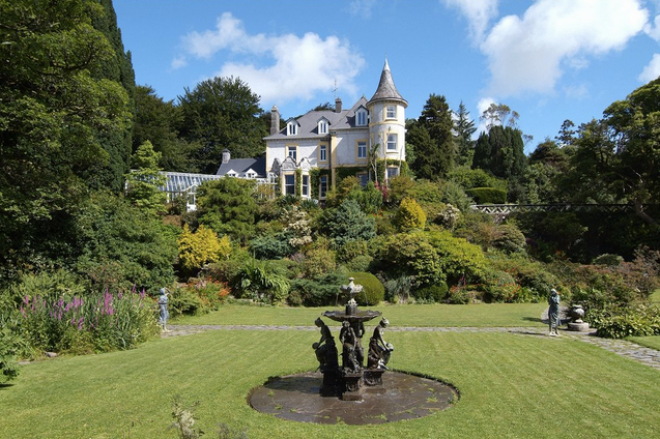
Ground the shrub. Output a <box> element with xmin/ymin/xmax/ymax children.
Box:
<box><xmin>413</xmin><ymin>282</ymin><xmax>448</xmax><ymax>303</ymax></box>
<box><xmin>301</xmin><ymin>247</ymin><xmax>336</xmax><ymax>279</ymax></box>
<box><xmin>492</xmin><ymin>224</ymin><xmax>527</xmax><ymax>254</ymax></box>
<box><xmin>377</xmin><ymin>231</ymin><xmax>443</xmax><ymax>286</ymax></box>
<box><xmin>319</xmin><ymin>199</ymin><xmax>376</xmax><ymax>247</ymax></box>
<box><xmin>465</xmin><ymin>187</ymin><xmax>507</xmax><ymax>204</ymax></box>
<box><xmin>590</xmin><ymin>306</ymin><xmax>660</xmax><ymax>339</ymax></box>
<box><xmin>395</xmin><ymin>197</ymin><xmax>427</xmax><ymax>231</ymax></box>
<box><xmin>249</xmin><ymin>234</ymin><xmax>292</xmax><ymax>260</ymax></box>
<box><xmin>178</xmin><ymin>225</ymin><xmax>223</xmax><ymax>274</ymax></box>
<box><xmin>346</xmin><ymin>272</ymin><xmax>384</xmax><ymax>306</ymax></box>
<box><xmin>428</xmin><ymin>230</ymin><xmax>488</xmax><ymax>284</ymax></box>
<box><xmin>592</xmin><ymin>253</ymin><xmax>624</xmax><ymax>266</ymax></box>
<box><xmin>289</xmin><ymin>272</ymin><xmax>346</xmax><ymax>307</ymax></box>
<box><xmin>167</xmin><ymin>287</ymin><xmax>208</xmax><ymax>318</ymax></box>
<box><xmin>382</xmin><ymin>275</ymin><xmax>414</xmax><ymax>304</ymax></box>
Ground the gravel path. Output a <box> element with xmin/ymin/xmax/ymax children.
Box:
<box><xmin>164</xmin><ymin>324</ymin><xmax>660</xmax><ymax>371</ymax></box>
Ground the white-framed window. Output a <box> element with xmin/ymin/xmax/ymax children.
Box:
<box><xmin>284</xmin><ymin>174</ymin><xmax>295</xmax><ymax>195</ymax></box>
<box><xmin>246</xmin><ymin>172</ymin><xmax>256</xmax><ymax>179</ymax></box>
<box><xmin>319</xmin><ymin>175</ymin><xmax>328</xmax><ymax>199</ymax></box>
<box><xmin>318</xmin><ymin>120</ymin><xmax>328</xmax><ymax>134</ymax></box>
<box><xmin>302</xmin><ymin>175</ymin><xmax>310</xmax><ymax>197</ymax></box>
<box><xmin>226</xmin><ymin>171</ymin><xmax>237</xmax><ymax>177</ymax></box>
<box><xmin>387</xmin><ymin>167</ymin><xmax>399</xmax><ymax>179</ymax></box>
<box><xmin>287</xmin><ymin>122</ymin><xmax>298</xmax><ymax>136</ymax></box>
<box><xmin>387</xmin><ymin>133</ymin><xmax>398</xmax><ymax>151</ymax></box>
<box><xmin>356</xmin><ymin>109</ymin><xmax>367</xmax><ymax>126</ymax></box>
<box><xmin>386</xmin><ymin>105</ymin><xmax>397</xmax><ymax>119</ymax></box>
<box><xmin>357</xmin><ymin>141</ymin><xmax>367</xmax><ymax>159</ymax></box>
<box><xmin>357</xmin><ymin>173</ymin><xmax>369</xmax><ymax>187</ymax></box>
<box><xmin>287</xmin><ymin>146</ymin><xmax>297</xmax><ymax>161</ymax></box>
<box><xmin>319</xmin><ymin>144</ymin><xmax>327</xmax><ymax>162</ymax></box>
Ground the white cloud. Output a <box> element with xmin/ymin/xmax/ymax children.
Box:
<box><xmin>639</xmin><ymin>53</ymin><xmax>660</xmax><ymax>82</ymax></box>
<box><xmin>175</xmin><ymin>13</ymin><xmax>365</xmax><ymax>105</ymax></box>
<box><xmin>443</xmin><ymin>0</ymin><xmax>499</xmax><ymax>43</ymax></box>
<box><xmin>644</xmin><ymin>14</ymin><xmax>660</xmax><ymax>40</ymax></box>
<box><xmin>480</xmin><ymin>0</ymin><xmax>648</xmax><ymax>96</ymax></box>
<box><xmin>348</xmin><ymin>0</ymin><xmax>377</xmax><ymax>18</ymax></box>
<box><xmin>171</xmin><ymin>56</ymin><xmax>187</xmax><ymax>70</ymax></box>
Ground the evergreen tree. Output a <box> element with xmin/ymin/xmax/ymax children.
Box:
<box><xmin>409</xmin><ymin>94</ymin><xmax>456</xmax><ymax>179</ymax></box>
<box><xmin>454</xmin><ymin>101</ymin><xmax>477</xmax><ymax>166</ymax></box>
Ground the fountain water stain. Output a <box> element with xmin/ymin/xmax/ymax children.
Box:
<box><xmin>248</xmin><ymin>371</ymin><xmax>459</xmax><ymax>425</ymax></box>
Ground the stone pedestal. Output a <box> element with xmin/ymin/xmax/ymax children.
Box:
<box><xmin>341</xmin><ymin>372</ymin><xmax>363</xmax><ymax>401</ymax></box>
<box><xmin>364</xmin><ymin>369</ymin><xmax>386</xmax><ymax>386</ymax></box>
<box><xmin>567</xmin><ymin>321</ymin><xmax>590</xmax><ymax>332</ymax></box>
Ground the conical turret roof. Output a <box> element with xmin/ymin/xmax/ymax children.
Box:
<box><xmin>368</xmin><ymin>59</ymin><xmax>407</xmax><ymax>107</ymax></box>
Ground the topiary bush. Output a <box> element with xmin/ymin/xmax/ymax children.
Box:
<box><xmin>465</xmin><ymin>187</ymin><xmax>507</xmax><ymax>204</ymax></box>
<box><xmin>346</xmin><ymin>272</ymin><xmax>384</xmax><ymax>306</ymax></box>
<box><xmin>492</xmin><ymin>224</ymin><xmax>527</xmax><ymax>254</ymax></box>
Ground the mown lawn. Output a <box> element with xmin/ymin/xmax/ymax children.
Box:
<box><xmin>2</xmin><ymin>328</ymin><xmax>660</xmax><ymax>439</ymax></box>
<box><xmin>174</xmin><ymin>302</ymin><xmax>548</xmax><ymax>328</ymax></box>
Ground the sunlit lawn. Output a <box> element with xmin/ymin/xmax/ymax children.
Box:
<box><xmin>174</xmin><ymin>302</ymin><xmax>548</xmax><ymax>328</ymax></box>
<box><xmin>2</xmin><ymin>328</ymin><xmax>660</xmax><ymax>439</ymax></box>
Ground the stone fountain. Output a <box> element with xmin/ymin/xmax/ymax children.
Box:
<box><xmin>248</xmin><ymin>277</ymin><xmax>459</xmax><ymax>425</ymax></box>
<box><xmin>314</xmin><ymin>278</ymin><xmax>393</xmax><ymax>400</ymax></box>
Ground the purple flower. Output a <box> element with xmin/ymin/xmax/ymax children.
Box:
<box><xmin>77</xmin><ymin>317</ymin><xmax>84</xmax><ymax>330</ymax></box>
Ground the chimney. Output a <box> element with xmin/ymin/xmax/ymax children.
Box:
<box><xmin>222</xmin><ymin>149</ymin><xmax>231</xmax><ymax>164</ymax></box>
<box><xmin>270</xmin><ymin>105</ymin><xmax>280</xmax><ymax>135</ymax></box>
<box><xmin>335</xmin><ymin>97</ymin><xmax>342</xmax><ymax>113</ymax></box>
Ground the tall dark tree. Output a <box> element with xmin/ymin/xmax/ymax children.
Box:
<box><xmin>472</xmin><ymin>125</ymin><xmax>527</xmax><ymax>180</ymax></box>
<box><xmin>178</xmin><ymin>76</ymin><xmax>268</xmax><ymax>173</ymax></box>
<box><xmin>0</xmin><ymin>0</ymin><xmax>132</xmax><ymax>281</ymax></box>
<box><xmin>86</xmin><ymin>0</ymin><xmax>136</xmax><ymax>192</ymax></box>
<box><xmin>133</xmin><ymin>85</ymin><xmax>196</xmax><ymax>171</ymax></box>
<box><xmin>408</xmin><ymin>94</ymin><xmax>455</xmax><ymax>179</ymax></box>
<box><xmin>453</xmin><ymin>101</ymin><xmax>477</xmax><ymax>166</ymax></box>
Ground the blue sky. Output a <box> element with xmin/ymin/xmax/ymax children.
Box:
<box><xmin>114</xmin><ymin>0</ymin><xmax>660</xmax><ymax>153</ymax></box>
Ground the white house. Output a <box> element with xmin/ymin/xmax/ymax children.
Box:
<box><xmin>264</xmin><ymin>60</ymin><xmax>407</xmax><ymax>199</ymax></box>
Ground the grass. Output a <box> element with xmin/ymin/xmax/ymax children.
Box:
<box><xmin>174</xmin><ymin>301</ymin><xmax>548</xmax><ymax>328</ymax></box>
<box><xmin>2</xmin><ymin>328</ymin><xmax>660</xmax><ymax>438</ymax></box>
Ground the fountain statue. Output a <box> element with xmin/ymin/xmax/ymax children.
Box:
<box><xmin>313</xmin><ymin>278</ymin><xmax>394</xmax><ymax>399</ymax></box>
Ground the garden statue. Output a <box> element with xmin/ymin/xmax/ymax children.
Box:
<box><xmin>158</xmin><ymin>288</ymin><xmax>170</xmax><ymax>331</ymax></box>
<box><xmin>340</xmin><ymin>321</ymin><xmax>361</xmax><ymax>373</ymax></box>
<box><xmin>367</xmin><ymin>318</ymin><xmax>394</xmax><ymax>370</ymax></box>
<box><xmin>313</xmin><ymin>318</ymin><xmax>339</xmax><ymax>373</ymax></box>
<box><xmin>548</xmin><ymin>288</ymin><xmax>560</xmax><ymax>336</ymax></box>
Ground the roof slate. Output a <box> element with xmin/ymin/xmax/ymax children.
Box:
<box><xmin>215</xmin><ymin>156</ymin><xmax>267</xmax><ymax>177</ymax></box>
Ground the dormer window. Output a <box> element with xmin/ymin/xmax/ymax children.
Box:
<box><xmin>318</xmin><ymin>119</ymin><xmax>328</xmax><ymax>135</ymax></box>
<box><xmin>356</xmin><ymin>109</ymin><xmax>367</xmax><ymax>126</ymax></box>
<box><xmin>287</xmin><ymin>121</ymin><xmax>298</xmax><ymax>136</ymax></box>
<box><xmin>246</xmin><ymin>171</ymin><xmax>256</xmax><ymax>179</ymax></box>
<box><xmin>226</xmin><ymin>171</ymin><xmax>237</xmax><ymax>177</ymax></box>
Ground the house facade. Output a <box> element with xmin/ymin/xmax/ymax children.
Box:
<box><xmin>264</xmin><ymin>60</ymin><xmax>407</xmax><ymax>199</ymax></box>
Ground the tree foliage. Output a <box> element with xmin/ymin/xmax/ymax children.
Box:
<box><xmin>124</xmin><ymin>141</ymin><xmax>167</xmax><ymax>215</ymax></box>
<box><xmin>178</xmin><ymin>76</ymin><xmax>268</xmax><ymax>173</ymax></box>
<box><xmin>472</xmin><ymin>125</ymin><xmax>527</xmax><ymax>181</ymax></box>
<box><xmin>0</xmin><ymin>0</ymin><xmax>133</xmax><ymax>282</ymax></box>
<box><xmin>196</xmin><ymin>177</ymin><xmax>258</xmax><ymax>244</ymax></box>
<box><xmin>454</xmin><ymin>101</ymin><xmax>477</xmax><ymax>166</ymax></box>
<box><xmin>408</xmin><ymin>94</ymin><xmax>456</xmax><ymax>179</ymax></box>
